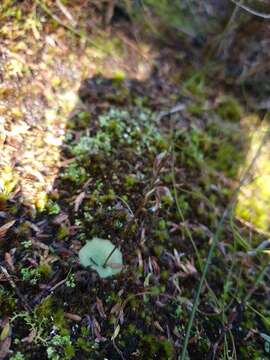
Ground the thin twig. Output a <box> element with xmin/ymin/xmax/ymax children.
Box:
<box><xmin>49</xmin><ymin>278</ymin><xmax>67</xmax><ymax>292</ymax></box>
<box><xmin>156</xmin><ymin>103</ymin><xmax>186</xmax><ymax>123</ymax></box>
<box><xmin>112</xmin><ymin>339</ymin><xmax>126</xmax><ymax>360</ymax></box>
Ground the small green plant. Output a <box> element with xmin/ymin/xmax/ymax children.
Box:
<box><xmin>62</xmin><ymin>163</ymin><xmax>87</xmax><ymax>185</ymax></box>
<box><xmin>66</xmin><ymin>272</ymin><xmax>76</xmax><ymax>288</ymax></box>
<box><xmin>71</xmin><ymin>133</ymin><xmax>111</xmax><ymax>157</ymax></box>
<box><xmin>79</xmin><ymin>238</ymin><xmax>123</xmax><ymax>278</ymax></box>
<box><xmin>47</xmin><ymin>334</ymin><xmax>75</xmax><ymax>360</ymax></box>
<box><xmin>21</xmin><ymin>267</ymin><xmax>41</xmax><ymax>285</ymax></box>
<box><xmin>10</xmin><ymin>352</ymin><xmax>25</xmax><ymax>360</ymax></box>
<box><xmin>21</xmin><ymin>240</ymin><xmax>32</xmax><ymax>249</ymax></box>
<box><xmin>46</xmin><ymin>199</ymin><xmax>61</xmax><ymax>215</ymax></box>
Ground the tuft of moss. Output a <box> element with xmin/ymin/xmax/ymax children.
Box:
<box><xmin>216</xmin><ymin>96</ymin><xmax>243</xmax><ymax>122</ymax></box>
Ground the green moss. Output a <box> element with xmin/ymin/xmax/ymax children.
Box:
<box><xmin>153</xmin><ymin>245</ymin><xmax>164</xmax><ymax>257</ymax></box>
<box><xmin>35</xmin><ymin>297</ymin><xmax>54</xmax><ymax>319</ymax></box>
<box><xmin>57</xmin><ymin>224</ymin><xmax>69</xmax><ymax>240</ymax></box>
<box><xmin>208</xmin><ymin>142</ymin><xmax>244</xmax><ymax>178</ymax></box>
<box><xmin>187</xmin><ymin>102</ymin><xmax>204</xmax><ymax>115</ymax></box>
<box><xmin>155</xmin><ymin>229</ymin><xmax>169</xmax><ymax>242</ymax></box>
<box><xmin>142</xmin><ymin>335</ymin><xmax>174</xmax><ymax>359</ymax></box>
<box><xmin>47</xmin><ymin>334</ymin><xmax>75</xmax><ymax>359</ymax></box>
<box><xmin>125</xmin><ymin>174</ymin><xmax>137</xmax><ymax>188</ymax></box>
<box><xmin>38</xmin><ymin>263</ymin><xmax>53</xmax><ymax>278</ymax></box>
<box><xmin>183</xmin><ymin>72</ymin><xmax>205</xmax><ymax>97</ymax></box>
<box><xmin>35</xmin><ymin>297</ymin><xmax>68</xmax><ymax>336</ymax></box>
<box><xmin>158</xmin><ymin>219</ymin><xmax>167</xmax><ymax>230</ymax></box>
<box><xmin>161</xmin><ymin>193</ymin><xmax>174</xmax><ymax>206</ymax></box>
<box><xmin>68</xmin><ymin>111</ymin><xmax>90</xmax><ymax>130</ymax></box>
<box><xmin>62</xmin><ymin>163</ymin><xmax>87</xmax><ymax>185</ymax></box>
<box><xmin>71</xmin><ymin>133</ymin><xmax>111</xmax><ymax>157</ymax></box>
<box><xmin>155</xmin><ymin>219</ymin><xmax>169</xmax><ymax>242</ymax></box>
<box><xmin>46</xmin><ymin>199</ymin><xmax>61</xmax><ymax>215</ymax></box>
<box><xmin>216</xmin><ymin>96</ymin><xmax>243</xmax><ymax>122</ymax></box>
<box><xmin>160</xmin><ymin>270</ymin><xmax>169</xmax><ymax>280</ymax></box>
<box><xmin>76</xmin><ymin>335</ymin><xmax>93</xmax><ymax>353</ymax></box>
<box><xmin>99</xmin><ymin>189</ymin><xmax>116</xmax><ymax>203</ymax></box>
<box><xmin>0</xmin><ymin>286</ymin><xmax>16</xmax><ymax>315</ymax></box>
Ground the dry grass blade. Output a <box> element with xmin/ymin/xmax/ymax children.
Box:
<box><xmin>229</xmin><ymin>0</ymin><xmax>270</xmax><ymax>19</ymax></box>
<box><xmin>74</xmin><ymin>191</ymin><xmax>85</xmax><ymax>212</ymax></box>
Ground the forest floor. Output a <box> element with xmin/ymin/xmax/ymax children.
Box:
<box><xmin>1</xmin><ymin>2</ymin><xmax>270</xmax><ymax>360</ymax></box>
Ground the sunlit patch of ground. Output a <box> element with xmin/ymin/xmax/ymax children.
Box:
<box><xmin>0</xmin><ymin>16</ymin><xmax>155</xmax><ymax>208</ymax></box>
<box><xmin>236</xmin><ymin>115</ymin><xmax>270</xmax><ymax>234</ymax></box>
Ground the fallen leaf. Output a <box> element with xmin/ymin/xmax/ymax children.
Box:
<box><xmin>110</xmin><ymin>303</ymin><xmax>122</xmax><ymax>316</ymax></box>
<box><xmin>96</xmin><ymin>297</ymin><xmax>106</xmax><ymax>318</ymax></box>
<box><xmin>0</xmin><ymin>337</ymin><xmax>11</xmax><ymax>360</ymax></box>
<box><xmin>22</xmin><ymin>329</ymin><xmax>36</xmax><ymax>343</ymax></box>
<box><xmin>4</xmin><ymin>253</ymin><xmax>14</xmax><ymax>272</ymax></box>
<box><xmin>92</xmin><ymin>317</ymin><xmax>106</xmax><ymax>341</ymax></box>
<box><xmin>0</xmin><ymin>321</ymin><xmax>10</xmax><ymax>341</ymax></box>
<box><xmin>0</xmin><ymin>220</ymin><xmax>15</xmax><ymax>241</ymax></box>
<box><xmin>64</xmin><ymin>313</ymin><xmax>82</xmax><ymax>322</ymax></box>
<box><xmin>52</xmin><ymin>213</ymin><xmax>69</xmax><ymax>225</ymax></box>
<box><xmin>154</xmin><ymin>321</ymin><xmax>164</xmax><ymax>333</ymax></box>
<box><xmin>111</xmin><ymin>324</ymin><xmax>120</xmax><ymax>340</ymax></box>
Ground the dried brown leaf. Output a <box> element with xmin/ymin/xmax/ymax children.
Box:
<box><xmin>111</xmin><ymin>324</ymin><xmax>120</xmax><ymax>341</ymax></box>
<box><xmin>0</xmin><ymin>337</ymin><xmax>11</xmax><ymax>360</ymax></box>
<box><xmin>74</xmin><ymin>192</ymin><xmax>85</xmax><ymax>212</ymax></box>
<box><xmin>0</xmin><ymin>220</ymin><xmax>15</xmax><ymax>241</ymax></box>
<box><xmin>150</xmin><ymin>257</ymin><xmax>160</xmax><ymax>275</ymax></box>
<box><xmin>96</xmin><ymin>297</ymin><xmax>106</xmax><ymax>319</ymax></box>
<box><xmin>22</xmin><ymin>329</ymin><xmax>36</xmax><ymax>343</ymax></box>
<box><xmin>154</xmin><ymin>321</ymin><xmax>164</xmax><ymax>333</ymax></box>
<box><xmin>110</xmin><ymin>302</ymin><xmax>122</xmax><ymax>316</ymax></box>
<box><xmin>180</xmin><ymin>260</ymin><xmax>197</xmax><ymax>277</ymax></box>
<box><xmin>52</xmin><ymin>213</ymin><xmax>69</xmax><ymax>225</ymax></box>
<box><xmin>92</xmin><ymin>317</ymin><xmax>106</xmax><ymax>341</ymax></box>
<box><xmin>64</xmin><ymin>312</ymin><xmax>82</xmax><ymax>322</ymax></box>
<box><xmin>4</xmin><ymin>253</ymin><xmax>14</xmax><ymax>272</ymax></box>
<box><xmin>0</xmin><ymin>321</ymin><xmax>10</xmax><ymax>341</ymax></box>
